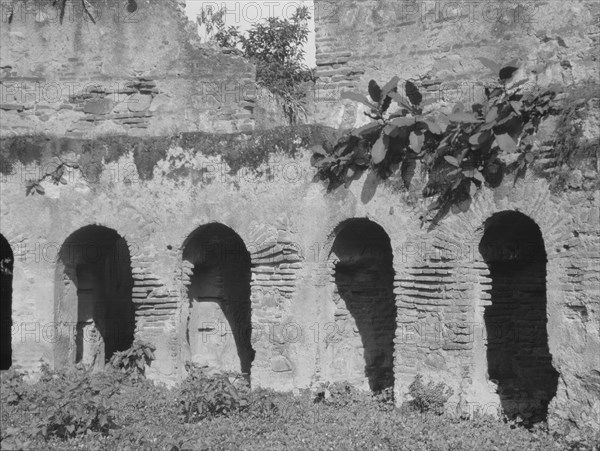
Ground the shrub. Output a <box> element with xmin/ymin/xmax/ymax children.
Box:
<box><xmin>0</xmin><ymin>367</ymin><xmax>27</xmax><ymax>406</ymax></box>
<box><xmin>108</xmin><ymin>340</ymin><xmax>156</xmax><ymax>379</ymax></box>
<box><xmin>33</xmin><ymin>366</ymin><xmax>118</xmax><ymax>439</ymax></box>
<box><xmin>197</xmin><ymin>5</ymin><xmax>315</xmax><ymax>124</ymax></box>
<box><xmin>312</xmin><ymin>381</ymin><xmax>372</xmax><ymax>408</ymax></box>
<box><xmin>406</xmin><ymin>373</ymin><xmax>454</xmax><ymax>414</ymax></box>
<box><xmin>177</xmin><ymin>362</ymin><xmax>250</xmax><ymax>423</ymax></box>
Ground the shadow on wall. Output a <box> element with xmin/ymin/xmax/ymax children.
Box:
<box><xmin>330</xmin><ymin>218</ymin><xmax>396</xmax><ymax>392</ymax></box>
<box><xmin>182</xmin><ymin>223</ymin><xmax>255</xmax><ymax>378</ymax></box>
<box><xmin>54</xmin><ymin>226</ymin><xmax>135</xmax><ymax>369</ymax></box>
<box><xmin>480</xmin><ymin>211</ymin><xmax>559</xmax><ymax>424</ymax></box>
<box><xmin>1</xmin><ymin>234</ymin><xmax>13</xmax><ymax>370</ymax></box>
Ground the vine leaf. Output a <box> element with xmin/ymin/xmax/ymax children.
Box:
<box><xmin>388</xmin><ymin>91</ymin><xmax>412</xmax><ymax>110</ymax></box>
<box><xmin>352</xmin><ymin>122</ymin><xmax>382</xmax><ymax>138</ymax></box>
<box><xmin>368</xmin><ymin>80</ymin><xmax>382</xmax><ymax>103</ymax></box>
<box><xmin>424</xmin><ymin>120</ymin><xmax>442</xmax><ymax>135</ymax></box>
<box><xmin>405</xmin><ymin>81</ymin><xmax>422</xmax><ymax>106</ymax></box>
<box><xmin>495</xmin><ymin>133</ymin><xmax>517</xmax><ymax>152</ymax></box>
<box><xmin>469</xmin><ymin>181</ymin><xmax>478</xmax><ymax>196</ymax></box>
<box><xmin>510</xmin><ymin>101</ymin><xmax>523</xmax><ymax>113</ymax></box>
<box><xmin>311</xmin><ymin>144</ymin><xmax>328</xmax><ymax>156</ymax></box>
<box><xmin>383</xmin><ymin>124</ymin><xmax>401</xmax><ymax>137</ymax></box>
<box><xmin>390</xmin><ymin>117</ymin><xmax>415</xmax><ymax>127</ymax></box>
<box><xmin>371</xmin><ymin>136</ymin><xmax>387</xmax><ymax>164</ymax></box>
<box><xmin>499</xmin><ymin>66</ymin><xmax>519</xmax><ymax>81</ymax></box>
<box><xmin>468</xmin><ymin>131</ymin><xmax>491</xmax><ymax>146</ymax></box>
<box><xmin>444</xmin><ymin>156</ymin><xmax>460</xmax><ymax>167</ymax></box>
<box><xmin>381</xmin><ymin>76</ymin><xmax>400</xmax><ymax>98</ymax></box>
<box><xmin>409</xmin><ymin>132</ymin><xmax>424</xmax><ymax>153</ymax></box>
<box><xmin>486</xmin><ymin>106</ymin><xmax>498</xmax><ymax>123</ymax></box>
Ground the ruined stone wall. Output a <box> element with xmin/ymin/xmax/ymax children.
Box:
<box><xmin>0</xmin><ymin>0</ymin><xmax>598</xmax><ymax>441</ymax></box>
<box><xmin>0</xmin><ymin>124</ymin><xmax>598</xmax><ymax>436</ymax></box>
<box><xmin>0</xmin><ymin>0</ymin><xmax>277</xmax><ymax>136</ymax></box>
<box><xmin>310</xmin><ymin>0</ymin><xmax>600</xmax><ymax>435</ymax></box>
<box><xmin>313</xmin><ymin>0</ymin><xmax>599</xmax><ymax>128</ymax></box>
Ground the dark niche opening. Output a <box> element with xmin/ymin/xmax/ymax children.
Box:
<box><xmin>1</xmin><ymin>234</ymin><xmax>14</xmax><ymax>370</ymax></box>
<box><xmin>331</xmin><ymin>219</ymin><xmax>396</xmax><ymax>392</ymax></box>
<box><xmin>480</xmin><ymin>211</ymin><xmax>558</xmax><ymax>424</ymax></box>
<box><xmin>56</xmin><ymin>226</ymin><xmax>135</xmax><ymax>368</ymax></box>
<box><xmin>183</xmin><ymin>223</ymin><xmax>254</xmax><ymax>378</ymax></box>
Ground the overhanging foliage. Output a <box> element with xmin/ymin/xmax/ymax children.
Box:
<box><xmin>312</xmin><ymin>68</ymin><xmax>565</xmax><ymax>228</ymax></box>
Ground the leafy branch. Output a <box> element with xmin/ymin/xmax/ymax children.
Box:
<box><xmin>312</xmin><ymin>67</ymin><xmax>558</xmax><ymax>228</ymax></box>
<box><xmin>197</xmin><ymin>6</ymin><xmax>315</xmax><ymax>125</ymax></box>
<box><xmin>25</xmin><ymin>160</ymin><xmax>77</xmax><ymax>196</ymax></box>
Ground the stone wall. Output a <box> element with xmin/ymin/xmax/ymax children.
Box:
<box><xmin>1</xmin><ymin>125</ymin><xmax>597</xmax><ymax>437</ymax></box>
<box><xmin>310</xmin><ymin>0</ymin><xmax>599</xmax><ymax>434</ymax></box>
<box><xmin>0</xmin><ymin>0</ymin><xmax>278</xmax><ymax>136</ymax></box>
<box><xmin>0</xmin><ymin>0</ymin><xmax>598</xmax><ymax>442</ymax></box>
<box><xmin>313</xmin><ymin>0</ymin><xmax>599</xmax><ymax>128</ymax></box>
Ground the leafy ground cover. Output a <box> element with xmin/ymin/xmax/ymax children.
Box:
<box><xmin>1</xmin><ymin>358</ymin><xmax>598</xmax><ymax>451</ymax></box>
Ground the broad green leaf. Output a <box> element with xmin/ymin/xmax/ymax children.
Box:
<box><xmin>469</xmin><ymin>133</ymin><xmax>482</xmax><ymax>146</ymax></box>
<box><xmin>424</xmin><ymin>120</ymin><xmax>442</xmax><ymax>135</ymax></box>
<box><xmin>446</xmin><ymin>113</ymin><xmax>481</xmax><ymax>123</ymax></box>
<box><xmin>368</xmin><ymin>80</ymin><xmax>382</xmax><ymax>103</ymax></box>
<box><xmin>388</xmin><ymin>109</ymin><xmax>409</xmax><ymax>119</ymax></box>
<box><xmin>405</xmin><ymin>80</ymin><xmax>423</xmax><ymax>106</ymax></box>
<box><xmin>381</xmin><ymin>76</ymin><xmax>400</xmax><ymax>97</ymax></box>
<box><xmin>452</xmin><ymin>176</ymin><xmax>463</xmax><ymax>190</ymax></box>
<box><xmin>310</xmin><ymin>144</ymin><xmax>328</xmax><ymax>156</ymax></box>
<box><xmin>463</xmin><ymin>169</ymin><xmax>485</xmax><ymax>183</ymax></box>
<box><xmin>444</xmin><ymin>155</ymin><xmax>460</xmax><ymax>167</ymax></box>
<box><xmin>371</xmin><ymin>136</ymin><xmax>388</xmax><ymax>164</ymax></box>
<box><xmin>499</xmin><ymin>66</ymin><xmax>519</xmax><ymax>81</ymax></box>
<box><xmin>388</xmin><ymin>91</ymin><xmax>412</xmax><ymax>110</ymax></box>
<box><xmin>469</xmin><ymin>181</ymin><xmax>478</xmax><ymax>196</ymax></box>
<box><xmin>447</xmin><ymin>168</ymin><xmax>461</xmax><ymax>178</ymax></box>
<box><xmin>409</xmin><ymin>131</ymin><xmax>424</xmax><ymax>153</ymax></box>
<box><xmin>383</xmin><ymin>124</ymin><xmax>401</xmax><ymax>137</ymax></box>
<box><xmin>352</xmin><ymin>121</ymin><xmax>382</xmax><ymax>137</ymax></box>
<box><xmin>341</xmin><ymin>91</ymin><xmax>376</xmax><ymax>109</ymax></box>
<box><xmin>485</xmin><ymin>106</ymin><xmax>498</xmax><ymax>123</ymax></box>
<box><xmin>510</xmin><ymin>101</ymin><xmax>523</xmax><ymax>112</ymax></box>
<box><xmin>495</xmin><ymin>133</ymin><xmax>517</xmax><ymax>152</ymax></box>
<box><xmin>390</xmin><ymin>116</ymin><xmax>416</xmax><ymax>127</ymax></box>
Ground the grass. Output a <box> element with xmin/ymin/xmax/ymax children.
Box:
<box><xmin>1</xmin><ymin>365</ymin><xmax>598</xmax><ymax>451</ymax></box>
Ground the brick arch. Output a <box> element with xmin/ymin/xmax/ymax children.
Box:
<box><xmin>1</xmin><ymin>233</ymin><xmax>14</xmax><ymax>370</ymax></box>
<box><xmin>180</xmin><ymin>222</ymin><xmax>255</xmax><ymax>377</ymax></box>
<box><xmin>477</xmin><ymin>210</ymin><xmax>558</xmax><ymax>423</ymax></box>
<box><xmin>318</xmin><ymin>216</ymin><xmax>398</xmax><ymax>265</ymax></box>
<box><xmin>54</xmin><ymin>225</ymin><xmax>135</xmax><ymax>369</ymax></box>
<box><xmin>323</xmin><ymin>217</ymin><xmax>397</xmax><ymax>391</ymax></box>
<box><xmin>431</xmin><ymin>182</ymin><xmax>567</xmax><ymax>419</ymax></box>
